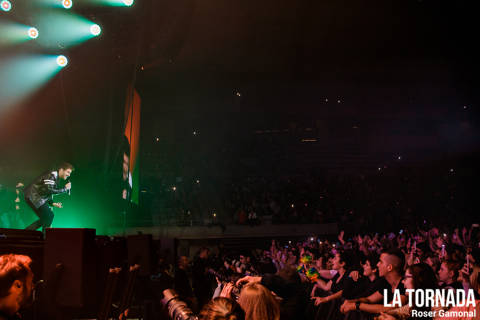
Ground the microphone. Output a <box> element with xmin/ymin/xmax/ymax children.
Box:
<box><xmin>66</xmin><ymin>178</ymin><xmax>71</xmax><ymax>196</ymax></box>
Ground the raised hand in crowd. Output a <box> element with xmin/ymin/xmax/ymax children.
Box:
<box><xmin>219</xmin><ymin>282</ymin><xmax>235</xmax><ymax>299</ymax></box>
<box><xmin>349</xmin><ymin>270</ymin><xmax>359</xmax><ymax>282</ymax></box>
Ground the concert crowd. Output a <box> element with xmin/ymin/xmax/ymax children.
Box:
<box><xmin>168</xmin><ymin>224</ymin><xmax>480</xmax><ymax>320</ymax></box>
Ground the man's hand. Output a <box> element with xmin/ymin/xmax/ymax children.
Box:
<box><xmin>406</xmin><ymin>249</ymin><xmax>415</xmax><ymax>266</ymax></box>
<box><xmin>340</xmin><ymin>301</ymin><xmax>355</xmax><ymax>314</ymax></box>
<box><xmin>310</xmin><ymin>284</ymin><xmax>317</xmax><ymax>297</ymax></box>
<box><xmin>349</xmin><ymin>270</ymin><xmax>360</xmax><ymax>282</ymax></box>
<box><xmin>220</xmin><ymin>282</ymin><xmax>234</xmax><ymax>299</ymax></box>
<box><xmin>460</xmin><ymin>263</ymin><xmax>471</xmax><ymax>283</ymax></box>
<box><xmin>65</xmin><ymin>182</ymin><xmax>72</xmax><ymax>190</ymax></box>
<box><xmin>236</xmin><ymin>275</ymin><xmax>261</xmax><ymax>287</ymax></box>
<box><xmin>356</xmin><ymin>235</ymin><xmax>363</xmax><ymax>245</ymax></box>
<box><xmin>53</xmin><ymin>202</ymin><xmax>63</xmax><ymax>208</ymax></box>
<box><xmin>312</xmin><ymin>297</ymin><xmax>328</xmax><ymax>306</ymax></box>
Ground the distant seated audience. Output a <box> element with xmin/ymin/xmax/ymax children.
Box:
<box><xmin>139</xmin><ymin>163</ymin><xmax>473</xmax><ymax>233</ymax></box>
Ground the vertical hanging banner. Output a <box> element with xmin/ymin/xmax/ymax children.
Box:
<box><xmin>123</xmin><ymin>84</ymin><xmax>140</xmax><ymax>204</ymax></box>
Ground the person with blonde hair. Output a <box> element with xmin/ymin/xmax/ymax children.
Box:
<box><xmin>237</xmin><ymin>283</ymin><xmax>280</xmax><ymax>320</ymax></box>
<box><xmin>236</xmin><ymin>265</ymin><xmax>309</xmax><ymax>320</ymax></box>
<box><xmin>199</xmin><ymin>297</ymin><xmax>245</xmax><ymax>320</ymax></box>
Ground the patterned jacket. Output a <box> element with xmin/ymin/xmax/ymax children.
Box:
<box><xmin>23</xmin><ymin>171</ymin><xmax>67</xmax><ymax>208</ymax></box>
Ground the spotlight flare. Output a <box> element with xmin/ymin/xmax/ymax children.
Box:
<box><xmin>90</xmin><ymin>24</ymin><xmax>101</xmax><ymax>36</ymax></box>
<box><xmin>62</xmin><ymin>0</ymin><xmax>72</xmax><ymax>9</ymax></box>
<box><xmin>1</xmin><ymin>0</ymin><xmax>12</xmax><ymax>11</ymax></box>
<box><xmin>56</xmin><ymin>55</ymin><xmax>68</xmax><ymax>67</ymax></box>
<box><xmin>28</xmin><ymin>27</ymin><xmax>39</xmax><ymax>39</ymax></box>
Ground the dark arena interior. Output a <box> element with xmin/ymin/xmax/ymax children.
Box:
<box><xmin>0</xmin><ymin>0</ymin><xmax>479</xmax><ymax>319</ymax></box>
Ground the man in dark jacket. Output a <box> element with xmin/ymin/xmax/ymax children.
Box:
<box><xmin>24</xmin><ymin>162</ymin><xmax>73</xmax><ymax>232</ymax></box>
<box><xmin>192</xmin><ymin>247</ymin><xmax>212</xmax><ymax>309</ymax></box>
<box><xmin>174</xmin><ymin>255</ymin><xmax>196</xmax><ymax>310</ymax></box>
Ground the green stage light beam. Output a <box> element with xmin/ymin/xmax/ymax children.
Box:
<box><xmin>114</xmin><ymin>0</ymin><xmax>134</xmax><ymax>6</ymax></box>
<box><xmin>34</xmin><ymin>11</ymin><xmax>101</xmax><ymax>48</ymax></box>
<box><xmin>0</xmin><ymin>55</ymin><xmax>65</xmax><ymax>110</ymax></box>
<box><xmin>84</xmin><ymin>0</ymin><xmax>133</xmax><ymax>7</ymax></box>
<box><xmin>52</xmin><ymin>199</ymin><xmax>111</xmax><ymax>235</ymax></box>
<box><xmin>0</xmin><ymin>22</ymin><xmax>40</xmax><ymax>45</ymax></box>
<box><xmin>36</xmin><ymin>0</ymin><xmax>73</xmax><ymax>9</ymax></box>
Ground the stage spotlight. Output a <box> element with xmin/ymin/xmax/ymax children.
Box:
<box><xmin>0</xmin><ymin>55</ymin><xmax>68</xmax><ymax>110</ymax></box>
<box><xmin>95</xmin><ymin>0</ymin><xmax>134</xmax><ymax>7</ymax></box>
<box><xmin>28</xmin><ymin>27</ymin><xmax>39</xmax><ymax>39</ymax></box>
<box><xmin>35</xmin><ymin>12</ymin><xmax>105</xmax><ymax>47</ymax></box>
<box><xmin>1</xmin><ymin>0</ymin><xmax>12</xmax><ymax>11</ymax></box>
<box><xmin>56</xmin><ymin>55</ymin><xmax>68</xmax><ymax>67</ymax></box>
<box><xmin>0</xmin><ymin>23</ymin><xmax>42</xmax><ymax>44</ymax></box>
<box><xmin>62</xmin><ymin>0</ymin><xmax>72</xmax><ymax>9</ymax></box>
<box><xmin>90</xmin><ymin>24</ymin><xmax>101</xmax><ymax>36</ymax></box>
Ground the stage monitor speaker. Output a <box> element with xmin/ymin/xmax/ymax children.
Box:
<box><xmin>44</xmin><ymin>228</ymin><xmax>97</xmax><ymax>308</ymax></box>
<box><xmin>127</xmin><ymin>234</ymin><xmax>152</xmax><ymax>276</ymax></box>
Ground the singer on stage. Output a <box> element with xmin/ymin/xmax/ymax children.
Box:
<box><xmin>24</xmin><ymin>162</ymin><xmax>73</xmax><ymax>232</ymax></box>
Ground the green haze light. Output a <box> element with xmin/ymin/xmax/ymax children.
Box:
<box><xmin>38</xmin><ymin>0</ymin><xmax>73</xmax><ymax>9</ymax></box>
<box><xmin>35</xmin><ymin>11</ymin><xmax>102</xmax><ymax>48</ymax></box>
<box><xmin>48</xmin><ymin>171</ymin><xmax>116</xmax><ymax>236</ymax></box>
<box><xmin>0</xmin><ymin>55</ymin><xmax>64</xmax><ymax>110</ymax></box>
<box><xmin>86</xmin><ymin>0</ymin><xmax>134</xmax><ymax>7</ymax></box>
<box><xmin>0</xmin><ymin>22</ymin><xmax>40</xmax><ymax>45</ymax></box>
<box><xmin>36</xmin><ymin>0</ymin><xmax>72</xmax><ymax>8</ymax></box>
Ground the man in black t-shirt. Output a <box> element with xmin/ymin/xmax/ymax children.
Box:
<box><xmin>342</xmin><ymin>253</ymin><xmax>387</xmax><ymax>300</ymax></box>
<box><xmin>340</xmin><ymin>248</ymin><xmax>407</xmax><ymax>315</ymax></box>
